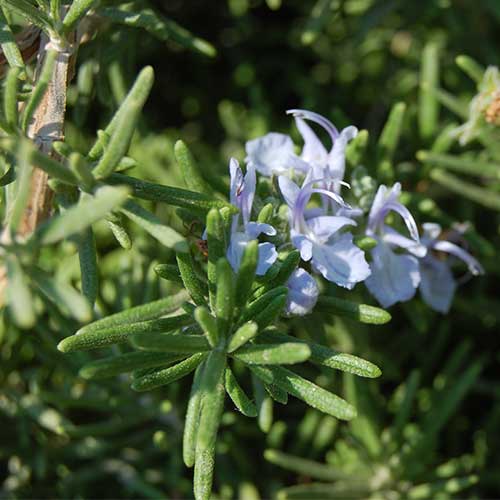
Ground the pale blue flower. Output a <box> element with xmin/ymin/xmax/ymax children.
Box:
<box><xmin>279</xmin><ymin>175</ymin><xmax>370</xmax><ymax>289</ymax></box>
<box><xmin>226</xmin><ymin>158</ymin><xmax>278</xmax><ymax>275</ymax></box>
<box><xmin>245</xmin><ymin>133</ymin><xmax>309</xmax><ymax>177</ymax></box>
<box><xmin>364</xmin><ymin>183</ymin><xmax>426</xmax><ymax>308</ymax></box>
<box><xmin>287</xmin><ymin>109</ymin><xmax>358</xmax><ymax>188</ymax></box>
<box><xmin>284</xmin><ymin>268</ymin><xmax>319</xmax><ymax>316</ymax></box>
<box><xmin>418</xmin><ymin>223</ymin><xmax>484</xmax><ymax>313</ymax></box>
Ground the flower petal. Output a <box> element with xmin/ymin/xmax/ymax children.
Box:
<box><xmin>240</xmin><ymin>164</ymin><xmax>256</xmax><ymax>226</ymax></box>
<box><xmin>307</xmin><ymin>215</ymin><xmax>356</xmax><ymax>244</ymax></box>
<box><xmin>419</xmin><ymin>256</ymin><xmax>456</xmax><ymax>313</ymax></box>
<box><xmin>311</xmin><ymin>233</ymin><xmax>371</xmax><ymax>289</ymax></box>
<box><xmin>365</xmin><ymin>240</ymin><xmax>420</xmax><ymax>307</ymax></box>
<box><xmin>432</xmin><ymin>240</ymin><xmax>484</xmax><ymax>275</ymax></box>
<box><xmin>291</xmin><ymin>231</ymin><xmax>313</xmax><ymax>261</ymax></box>
<box><xmin>285</xmin><ymin>268</ymin><xmax>319</xmax><ymax>316</ymax></box>
<box><xmin>382</xmin><ymin>227</ymin><xmax>427</xmax><ymax>257</ymax></box>
<box><xmin>229</xmin><ymin>158</ymin><xmax>243</xmax><ymax>208</ymax></box>
<box><xmin>422</xmin><ymin>222</ymin><xmax>442</xmax><ymax>241</ymax></box>
<box><xmin>384</xmin><ymin>201</ymin><xmax>420</xmax><ymax>241</ymax></box>
<box><xmin>256</xmin><ymin>242</ymin><xmax>278</xmax><ymax>275</ymax></box>
<box><xmin>295</xmin><ymin>117</ymin><xmax>328</xmax><ymax>167</ymax></box>
<box><xmin>246</xmin><ymin>221</ymin><xmax>276</xmax><ymax>238</ymax></box>
<box><xmin>278</xmin><ymin>175</ymin><xmax>301</xmax><ymax>209</ymax></box>
<box><xmin>327</xmin><ymin>125</ymin><xmax>358</xmax><ymax>183</ymax></box>
<box><xmin>245</xmin><ymin>133</ymin><xmax>295</xmax><ymax>176</ymax></box>
<box><xmin>226</xmin><ymin>232</ymin><xmax>250</xmax><ymax>272</ymax></box>
<box><xmin>286</xmin><ymin>109</ymin><xmax>339</xmax><ymax>142</ymax></box>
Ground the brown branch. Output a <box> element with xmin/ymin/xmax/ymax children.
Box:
<box><xmin>0</xmin><ymin>18</ymin><xmax>79</xmax><ymax>305</ymax></box>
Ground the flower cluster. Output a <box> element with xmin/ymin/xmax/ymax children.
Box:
<box><xmin>455</xmin><ymin>66</ymin><xmax>500</xmax><ymax>145</ymax></box>
<box><xmin>226</xmin><ymin>110</ymin><xmax>483</xmax><ymax>315</ymax></box>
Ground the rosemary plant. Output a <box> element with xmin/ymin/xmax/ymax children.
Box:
<box><xmin>0</xmin><ymin>1</ymin><xmax>498</xmax><ymax>499</ymax></box>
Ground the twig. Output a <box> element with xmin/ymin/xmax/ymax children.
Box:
<box><xmin>0</xmin><ymin>12</ymin><xmax>80</xmax><ymax>305</ymax></box>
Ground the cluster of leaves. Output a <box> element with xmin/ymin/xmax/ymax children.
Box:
<box><xmin>1</xmin><ymin>0</ymin><xmax>499</xmax><ymax>499</ymax></box>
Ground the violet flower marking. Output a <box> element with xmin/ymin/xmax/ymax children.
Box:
<box><xmin>418</xmin><ymin>223</ymin><xmax>484</xmax><ymax>313</ymax></box>
<box><xmin>364</xmin><ymin>183</ymin><xmax>427</xmax><ymax>308</ymax></box>
<box><xmin>279</xmin><ymin>175</ymin><xmax>371</xmax><ymax>289</ymax></box>
<box><xmin>226</xmin><ymin>158</ymin><xmax>278</xmax><ymax>275</ymax></box>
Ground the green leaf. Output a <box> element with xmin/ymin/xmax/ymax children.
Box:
<box><xmin>257</xmin><ymin>203</ymin><xmax>273</xmax><ymax>224</ymax></box>
<box><xmin>421</xmin><ymin>84</ymin><xmax>468</xmax><ymax>119</ymax></box>
<box><xmin>88</xmin><ymin>67</ymin><xmax>153</xmax><ymax>161</ymax></box>
<box><xmin>68</xmin><ymin>152</ymin><xmax>95</xmax><ymax>190</ymax></box>
<box><xmin>377</xmin><ymin>102</ymin><xmax>406</xmax><ymax>161</ymax></box>
<box><xmin>26</xmin><ymin>145</ymin><xmax>79</xmax><ymax>185</ymax></box>
<box><xmin>407</xmin><ymin>476</ymin><xmax>479</xmax><ymax>499</ymax></box>
<box><xmin>417</xmin><ymin>150</ymin><xmax>500</xmax><ymax>179</ymax></box>
<box><xmin>264</xmin><ymin>449</ymin><xmax>350</xmax><ymax>481</ymax></box>
<box><xmin>176</xmin><ymin>250</ymin><xmax>207</xmax><ymax>306</ymax></box>
<box><xmin>62</xmin><ymin>0</ymin><xmax>98</xmax><ymax>33</ymax></box>
<box><xmin>107</xmin><ymin>174</ymin><xmax>237</xmax><ymax>214</ymax></box>
<box><xmin>154</xmin><ymin>263</ymin><xmax>182</xmax><ymax>283</ymax></box>
<box><xmin>261</xmin><ymin>330</ymin><xmax>381</xmax><ymax>378</ymax></box>
<box><xmin>21</xmin><ymin>49</ymin><xmax>57</xmax><ymax>131</ymax></box>
<box><xmin>79</xmin><ymin>351</ymin><xmax>185</xmax><ymax>380</ymax></box>
<box><xmin>120</xmin><ymin>200</ymin><xmax>187</xmax><ymax>252</ymax></box>
<box><xmin>252</xmin><ymin>374</ymin><xmax>273</xmax><ymax>433</ymax></box>
<box><xmin>31</xmin><ymin>268</ymin><xmax>92</xmax><ymax>323</ymax></box>
<box><xmin>430</xmin><ymin>169</ymin><xmax>500</xmax><ymax>211</ymax></box>
<box><xmin>0</xmin><ymin>9</ymin><xmax>26</xmax><ymax>72</ymax></box>
<box><xmin>100</xmin><ymin>3</ymin><xmax>217</xmax><ymax>58</ymax></box>
<box><xmin>393</xmin><ymin>370</ymin><xmax>420</xmax><ymax>435</ymax></box>
<box><xmin>108</xmin><ymin>173</ymin><xmax>236</xmax><ymax>214</ymax></box>
<box><xmin>194</xmin><ymin>350</ymin><xmax>226</xmax><ymax>500</ymax></box>
<box><xmin>183</xmin><ymin>362</ymin><xmax>205</xmax><ymax>467</ymax></box>
<box><xmin>76</xmin><ymin>290</ymin><xmax>189</xmax><ymax>334</ymax></box>
<box><xmin>235</xmin><ymin>239</ymin><xmax>258</xmax><ymax>308</ymax></box>
<box><xmin>315</xmin><ymin>296</ymin><xmax>391</xmax><ymax>325</ymax></box>
<box><xmin>194</xmin><ymin>306</ymin><xmax>219</xmax><ymax>348</ymax></box>
<box><xmin>206</xmin><ymin>208</ymin><xmax>225</xmax><ymax>309</ymax></box>
<box><xmin>272</xmin><ymin>251</ymin><xmax>301</xmax><ymax>286</ymax></box>
<box><xmin>234</xmin><ymin>343</ymin><xmax>311</xmax><ymax>365</ymax></box>
<box><xmin>0</xmin><ymin>164</ymin><xmax>15</xmax><ymax>186</ymax></box>
<box><xmin>346</xmin><ymin>129</ymin><xmax>369</xmax><ymax>167</ymax></box>
<box><xmin>76</xmin><ymin>227</ymin><xmax>98</xmax><ymax>306</ymax></box>
<box><xmin>264</xmin><ymin>383</ymin><xmax>288</xmax><ymax>404</ymax></box>
<box><xmin>252</xmin><ymin>294</ymin><xmax>287</xmax><ymax>330</ymax></box>
<box><xmin>175</xmin><ymin>140</ymin><xmax>213</xmax><ymax>195</ymax></box>
<box><xmin>420</xmin><ymin>360</ymin><xmax>482</xmax><ymax>439</ymax></box>
<box><xmin>8</xmin><ymin>139</ymin><xmax>33</xmax><ymax>232</ymax></box>
<box><xmin>250</xmin><ymin>365</ymin><xmax>357</xmax><ymax>421</ymax></box>
<box><xmin>215</xmin><ymin>258</ymin><xmax>234</xmax><ymax>337</ymax></box>
<box><xmin>0</xmin><ymin>0</ymin><xmax>54</xmax><ymax>32</ymax></box>
<box><xmin>93</xmin><ymin>67</ymin><xmax>154</xmax><ymax>179</ymax></box>
<box><xmin>106</xmin><ymin>212</ymin><xmax>132</xmax><ymax>249</ymax></box>
<box><xmin>227</xmin><ymin>321</ymin><xmax>258</xmax><ymax>353</ymax></box>
<box><xmin>3</xmin><ymin>65</ymin><xmax>21</xmax><ymax>131</ymax></box>
<box><xmin>131</xmin><ymin>331</ymin><xmax>210</xmax><ymax>353</ymax></box>
<box><xmin>58</xmin><ymin>315</ymin><xmax>192</xmax><ymax>352</ymax></box>
<box><xmin>34</xmin><ymin>186</ymin><xmax>130</xmax><ymax>245</ymax></box>
<box><xmin>353</xmin><ymin>235</ymin><xmax>378</xmax><ymax>251</ymax></box>
<box><xmin>456</xmin><ymin>54</ymin><xmax>484</xmax><ymax>84</ymax></box>
<box><xmin>239</xmin><ymin>286</ymin><xmax>288</xmax><ymax>325</ymax></box>
<box><xmin>6</xmin><ymin>256</ymin><xmax>35</xmax><ymax>328</ymax></box>
<box><xmin>225</xmin><ymin>366</ymin><xmax>257</xmax><ymax>417</ymax></box>
<box><xmin>419</xmin><ymin>42</ymin><xmax>440</xmax><ymax>140</ymax></box>
<box><xmin>131</xmin><ymin>353</ymin><xmax>206</xmax><ymax>392</ymax></box>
